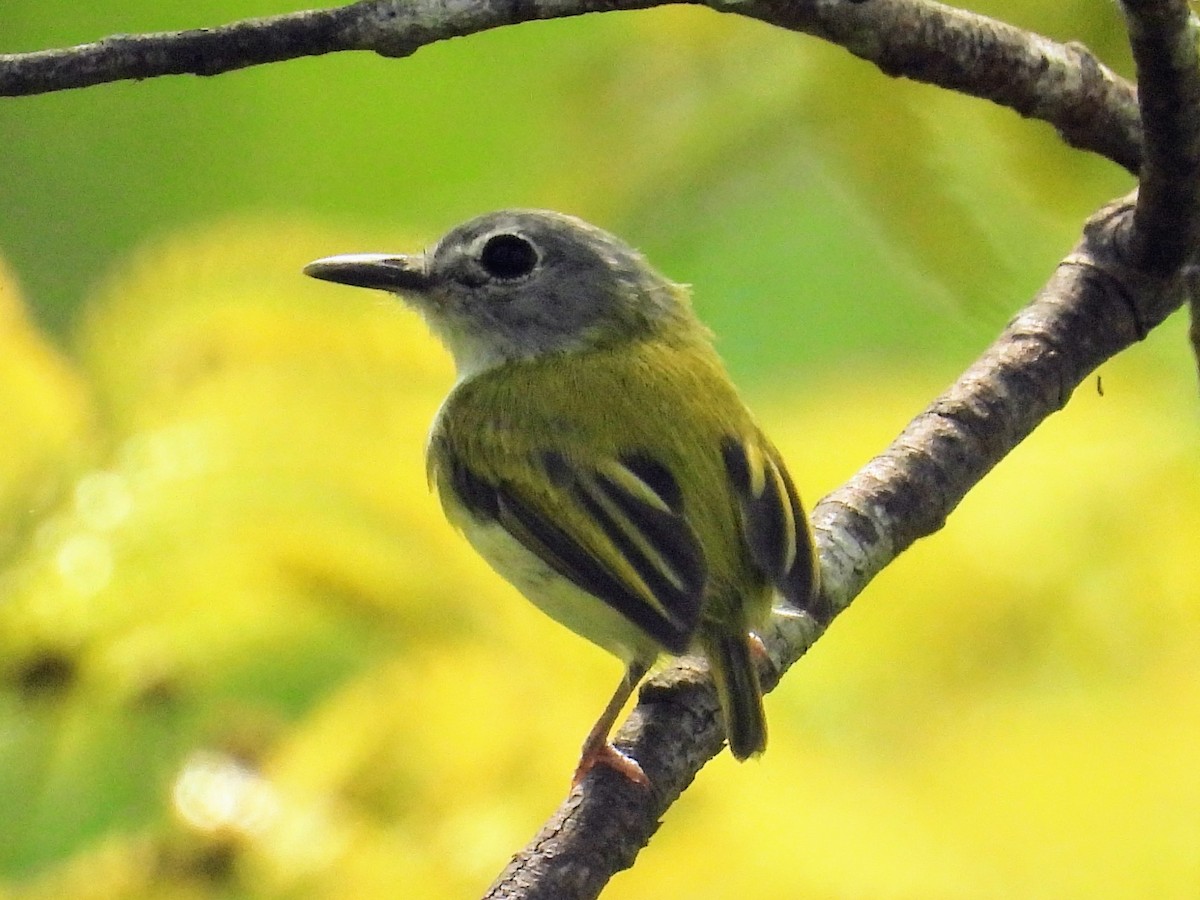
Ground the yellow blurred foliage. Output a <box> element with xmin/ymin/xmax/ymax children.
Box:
<box><xmin>0</xmin><ymin>259</ymin><xmax>91</xmax><ymax>564</ymax></box>
<box><xmin>0</xmin><ymin>221</ymin><xmax>1197</xmax><ymax>899</ymax></box>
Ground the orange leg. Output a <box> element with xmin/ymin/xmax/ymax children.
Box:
<box><xmin>748</xmin><ymin>631</ymin><xmax>769</xmax><ymax>666</ymax></box>
<box><xmin>572</xmin><ymin>660</ymin><xmax>651</xmax><ymax>788</ymax></box>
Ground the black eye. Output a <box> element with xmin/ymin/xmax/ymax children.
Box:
<box><xmin>479</xmin><ymin>233</ymin><xmax>538</xmax><ymax>280</ymax></box>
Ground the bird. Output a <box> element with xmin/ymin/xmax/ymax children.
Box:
<box><xmin>304</xmin><ymin>209</ymin><xmax>822</xmax><ymax>785</ymax></box>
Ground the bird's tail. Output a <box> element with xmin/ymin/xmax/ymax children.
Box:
<box><xmin>709</xmin><ymin>631</ymin><xmax>767</xmax><ymax>760</ymax></box>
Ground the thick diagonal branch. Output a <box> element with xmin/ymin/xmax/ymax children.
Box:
<box><xmin>0</xmin><ymin>0</ymin><xmax>1141</xmax><ymax>172</ymax></box>
<box><xmin>483</xmin><ymin>193</ymin><xmax>1186</xmax><ymax>900</ymax></box>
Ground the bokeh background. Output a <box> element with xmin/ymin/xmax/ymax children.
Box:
<box><xmin>2</xmin><ymin>1</ymin><xmax>1198</xmax><ymax>897</ymax></box>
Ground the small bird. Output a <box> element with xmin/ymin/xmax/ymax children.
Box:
<box><xmin>304</xmin><ymin>210</ymin><xmax>822</xmax><ymax>785</ymax></box>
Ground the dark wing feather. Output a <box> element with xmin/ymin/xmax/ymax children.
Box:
<box><xmin>443</xmin><ymin>450</ymin><xmax>500</xmax><ymax>520</ymax></box>
<box><xmin>439</xmin><ymin>443</ymin><xmax>705</xmax><ymax>654</ymax></box>
<box><xmin>572</xmin><ymin>457</ymin><xmax>706</xmax><ymax>651</ymax></box>
<box><xmin>721</xmin><ymin>435</ymin><xmax>827</xmax><ymax>623</ymax></box>
<box><xmin>615</xmin><ymin>452</ymin><xmax>684</xmax><ymax>511</ymax></box>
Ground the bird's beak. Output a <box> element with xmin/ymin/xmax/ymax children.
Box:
<box><xmin>303</xmin><ymin>253</ymin><xmax>431</xmax><ymax>293</ymax></box>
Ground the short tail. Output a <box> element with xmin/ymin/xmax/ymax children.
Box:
<box><xmin>709</xmin><ymin>632</ymin><xmax>767</xmax><ymax>760</ymax></box>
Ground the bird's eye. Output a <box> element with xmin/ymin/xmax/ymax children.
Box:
<box><xmin>479</xmin><ymin>233</ymin><xmax>538</xmax><ymax>280</ymax></box>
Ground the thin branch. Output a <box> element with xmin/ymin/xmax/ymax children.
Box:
<box><xmin>0</xmin><ymin>0</ymin><xmax>1141</xmax><ymax>172</ymax></box>
<box><xmin>727</xmin><ymin>0</ymin><xmax>1143</xmax><ymax>173</ymax></box>
<box><xmin>0</xmin><ymin>8</ymin><xmax>359</xmax><ymax>92</ymax></box>
<box><xmin>1120</xmin><ymin>0</ymin><xmax>1200</xmax><ymax>275</ymax></box>
<box><xmin>484</xmin><ymin>192</ymin><xmax>1187</xmax><ymax>899</ymax></box>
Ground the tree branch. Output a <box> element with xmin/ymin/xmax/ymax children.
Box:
<box><xmin>1121</xmin><ymin>0</ymin><xmax>1200</xmax><ymax>275</ymax></box>
<box><xmin>728</xmin><ymin>0</ymin><xmax>1143</xmax><ymax>173</ymax></box>
<box><xmin>484</xmin><ymin>192</ymin><xmax>1187</xmax><ymax>899</ymax></box>
<box><xmin>0</xmin><ymin>0</ymin><xmax>1141</xmax><ymax>172</ymax></box>
<box><xmin>1118</xmin><ymin>0</ymin><xmax>1200</xmax><ymax>378</ymax></box>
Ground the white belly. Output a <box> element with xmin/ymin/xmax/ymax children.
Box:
<box><xmin>456</xmin><ymin>512</ymin><xmax>662</xmax><ymax>665</ymax></box>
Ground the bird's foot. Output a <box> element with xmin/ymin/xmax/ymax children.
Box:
<box><xmin>572</xmin><ymin>741</ymin><xmax>649</xmax><ymax>788</ymax></box>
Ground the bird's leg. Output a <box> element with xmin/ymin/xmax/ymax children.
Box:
<box><xmin>572</xmin><ymin>660</ymin><xmax>651</xmax><ymax>788</ymax></box>
<box><xmin>748</xmin><ymin>631</ymin><xmax>770</xmax><ymax>667</ymax></box>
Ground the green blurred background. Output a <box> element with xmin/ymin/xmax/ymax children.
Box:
<box><xmin>2</xmin><ymin>2</ymin><xmax>1198</xmax><ymax>897</ymax></box>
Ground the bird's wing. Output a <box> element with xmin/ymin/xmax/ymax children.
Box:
<box><xmin>435</xmin><ymin>443</ymin><xmax>706</xmax><ymax>655</ymax></box>
<box><xmin>719</xmin><ymin>435</ymin><xmax>826</xmax><ymax>622</ymax></box>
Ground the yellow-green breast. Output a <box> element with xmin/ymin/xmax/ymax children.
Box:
<box><xmin>427</xmin><ymin>329</ymin><xmax>775</xmax><ymax>661</ymax></box>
